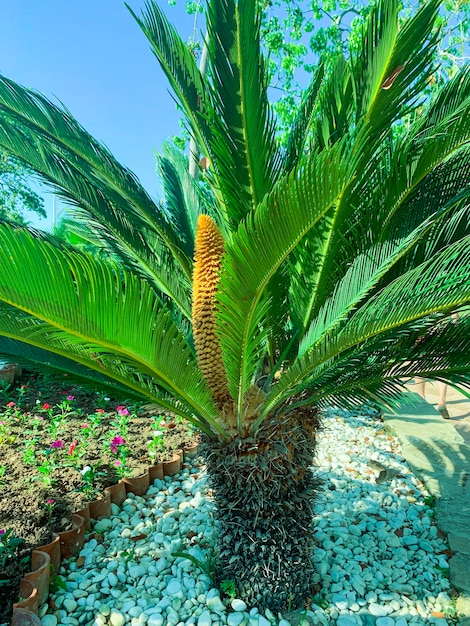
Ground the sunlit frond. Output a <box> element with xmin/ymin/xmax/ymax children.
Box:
<box><xmin>205</xmin><ymin>0</ymin><xmax>280</xmax><ymax>225</ymax></box>
<box><xmin>216</xmin><ymin>141</ymin><xmax>354</xmax><ymax>421</ymax></box>
<box><xmin>0</xmin><ymin>224</ymin><xmax>226</xmax><ymax>435</ymax></box>
<box><xmin>263</xmin><ymin>237</ymin><xmax>470</xmax><ymax>417</ymax></box>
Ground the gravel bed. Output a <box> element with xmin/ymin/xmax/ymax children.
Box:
<box><xmin>40</xmin><ymin>408</ymin><xmax>456</xmax><ymax>626</ymax></box>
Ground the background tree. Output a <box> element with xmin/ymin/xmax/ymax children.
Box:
<box><xmin>262</xmin><ymin>0</ymin><xmax>470</xmax><ymax>135</ymax></box>
<box><xmin>0</xmin><ymin>149</ymin><xmax>45</xmax><ymax>226</ymax></box>
<box><xmin>0</xmin><ymin>0</ymin><xmax>469</xmax><ymax>613</ymax></box>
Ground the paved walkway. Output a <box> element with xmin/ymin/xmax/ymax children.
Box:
<box><xmin>383</xmin><ymin>384</ymin><xmax>470</xmax><ymax>624</ymax></box>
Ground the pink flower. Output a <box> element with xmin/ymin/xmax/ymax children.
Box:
<box><xmin>111</xmin><ymin>435</ymin><xmax>126</xmax><ymax>446</ymax></box>
<box><xmin>6</xmin><ymin>401</ymin><xmax>15</xmax><ymax>408</ymax></box>
<box><xmin>116</xmin><ymin>405</ymin><xmax>129</xmax><ymax>416</ymax></box>
<box><xmin>110</xmin><ymin>435</ymin><xmax>126</xmax><ymax>455</ymax></box>
<box><xmin>50</xmin><ymin>439</ymin><xmax>64</xmax><ymax>449</ymax></box>
<box><xmin>81</xmin><ymin>423</ymin><xmax>89</xmax><ymax>429</ymax></box>
<box><xmin>114</xmin><ymin>460</ymin><xmax>122</xmax><ymax>467</ymax></box>
<box><xmin>159</xmin><ymin>420</ymin><xmax>166</xmax><ymax>428</ymax></box>
<box><xmin>46</xmin><ymin>499</ymin><xmax>55</xmax><ymax>505</ymax></box>
<box><xmin>42</xmin><ymin>403</ymin><xmax>52</xmax><ymax>410</ymax></box>
<box><xmin>66</xmin><ymin>395</ymin><xmax>74</xmax><ymax>401</ymax></box>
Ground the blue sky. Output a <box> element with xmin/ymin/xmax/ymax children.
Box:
<box><xmin>0</xmin><ymin>1</ymin><xmax>198</xmax><ymax>229</ymax></box>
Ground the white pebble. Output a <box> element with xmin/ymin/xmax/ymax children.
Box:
<box><xmin>63</xmin><ymin>598</ymin><xmax>77</xmax><ymax>613</ymax></box>
<box><xmin>198</xmin><ymin>610</ymin><xmax>212</xmax><ymax>626</ymax></box>
<box><xmin>109</xmin><ymin>610</ymin><xmax>125</xmax><ymax>626</ymax></box>
<box><xmin>231</xmin><ymin>600</ymin><xmax>247</xmax><ymax>612</ymax></box>
<box><xmin>227</xmin><ymin>614</ymin><xmax>244</xmax><ymax>626</ymax></box>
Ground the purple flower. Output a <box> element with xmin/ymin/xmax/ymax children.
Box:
<box><xmin>0</xmin><ymin>529</ymin><xmax>5</xmax><ymax>535</ymax></box>
<box><xmin>66</xmin><ymin>395</ymin><xmax>74</xmax><ymax>401</ymax></box>
<box><xmin>110</xmin><ymin>435</ymin><xmax>126</xmax><ymax>455</ymax></box>
<box><xmin>111</xmin><ymin>435</ymin><xmax>126</xmax><ymax>446</ymax></box>
<box><xmin>50</xmin><ymin>439</ymin><xmax>64</xmax><ymax>449</ymax></box>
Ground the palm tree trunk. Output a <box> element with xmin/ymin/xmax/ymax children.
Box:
<box><xmin>202</xmin><ymin>407</ymin><xmax>321</xmax><ymax>613</ymax></box>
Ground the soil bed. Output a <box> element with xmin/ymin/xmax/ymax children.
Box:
<box><xmin>0</xmin><ymin>370</ymin><xmax>197</xmax><ymax>624</ymax></box>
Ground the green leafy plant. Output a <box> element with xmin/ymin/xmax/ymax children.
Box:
<box><xmin>49</xmin><ymin>573</ymin><xmax>66</xmax><ymax>595</ymax></box>
<box><xmin>424</xmin><ymin>494</ymin><xmax>437</xmax><ymax>508</ymax></box>
<box><xmin>0</xmin><ymin>419</ymin><xmax>15</xmax><ymax>445</ymax></box>
<box><xmin>78</xmin><ymin>464</ymin><xmax>104</xmax><ymax>499</ymax></box>
<box><xmin>33</xmin><ymin>443</ymin><xmax>63</xmax><ymax>487</ymax></box>
<box><xmin>220</xmin><ymin>580</ymin><xmax>237</xmax><ymax>601</ymax></box>
<box><xmin>147</xmin><ymin>427</ymin><xmax>165</xmax><ymax>461</ymax></box>
<box><xmin>0</xmin><ymin>528</ymin><xmax>24</xmax><ymax>569</ymax></box>
<box><xmin>118</xmin><ymin>548</ymin><xmax>136</xmax><ymax>562</ymax></box>
<box><xmin>0</xmin><ymin>0</ymin><xmax>469</xmax><ymax>612</ymax></box>
<box><xmin>171</xmin><ymin>550</ymin><xmax>216</xmax><ymax>579</ymax></box>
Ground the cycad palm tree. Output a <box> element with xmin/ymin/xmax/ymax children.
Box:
<box><xmin>1</xmin><ymin>0</ymin><xmax>470</xmax><ymax>612</ymax></box>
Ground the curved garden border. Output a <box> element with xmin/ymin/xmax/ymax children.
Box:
<box><xmin>10</xmin><ymin>446</ymin><xmax>199</xmax><ymax>626</ymax></box>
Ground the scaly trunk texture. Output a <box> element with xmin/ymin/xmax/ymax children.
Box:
<box><xmin>192</xmin><ymin>214</ymin><xmax>230</xmax><ymax>406</ymax></box>
<box><xmin>202</xmin><ymin>406</ymin><xmax>321</xmax><ymax>613</ymax></box>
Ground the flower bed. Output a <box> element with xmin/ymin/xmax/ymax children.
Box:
<box><xmin>0</xmin><ymin>371</ymin><xmax>197</xmax><ymax>625</ymax></box>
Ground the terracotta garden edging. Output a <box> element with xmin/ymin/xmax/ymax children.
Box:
<box><xmin>0</xmin><ymin>363</ymin><xmax>21</xmax><ymax>386</ymax></box>
<box><xmin>11</xmin><ymin>446</ymin><xmax>196</xmax><ymax>626</ymax></box>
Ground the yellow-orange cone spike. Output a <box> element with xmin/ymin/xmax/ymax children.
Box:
<box><xmin>192</xmin><ymin>214</ymin><xmax>230</xmax><ymax>406</ymax></box>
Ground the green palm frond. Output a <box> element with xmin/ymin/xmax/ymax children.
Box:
<box><xmin>417</xmin><ymin>63</ymin><xmax>470</xmax><ymax>132</ymax></box>
<box><xmin>0</xmin><ymin>78</ymin><xmax>193</xmax><ymax>315</ymax></box>
<box><xmin>274</xmin><ymin>313</ymin><xmax>470</xmax><ymax>414</ymax></box>
<box><xmin>309</xmin><ymin>54</ymin><xmax>353</xmax><ymax>151</ymax></box>
<box><xmin>297</xmin><ymin>154</ymin><xmax>470</xmax><ymax>357</ymax></box>
<box><xmin>307</xmin><ymin>0</ymin><xmax>439</xmax><ymax>154</ymax></box>
<box><xmin>215</xmin><ymin>140</ymin><xmax>354</xmax><ymax>421</ymax></box>
<box><xmin>205</xmin><ymin>0</ymin><xmax>280</xmax><ymax>224</ymax></box>
<box><xmin>0</xmin><ymin>224</ymin><xmax>226</xmax><ymax>434</ymax></box>
<box><xmin>352</xmin><ymin>0</ymin><xmax>439</xmax><ymax>140</ymax></box>
<box><xmin>0</xmin><ymin>77</ymin><xmax>169</xmax><ymax>232</ymax></box>
<box><xmin>298</xmin><ymin>228</ymin><xmax>431</xmax><ymax>359</ymax></box>
<box><xmin>158</xmin><ymin>143</ymin><xmax>215</xmax><ymax>257</ymax></box>
<box><xmin>294</xmin><ymin>63</ymin><xmax>470</xmax><ymax>337</ymax></box>
<box><xmin>283</xmin><ymin>61</ymin><xmax>325</xmax><ymax>173</ymax></box>
<box><xmin>0</xmin><ymin>323</ymin><xmax>136</xmax><ymax>396</ymax></box>
<box><xmin>127</xmin><ymin>1</ymin><xmax>210</xmax><ymax>157</ymax></box>
<box><xmin>263</xmin><ymin>236</ymin><xmax>470</xmax><ymax>417</ymax></box>
<box><xmin>379</xmin><ymin>83</ymin><xmax>470</xmax><ymax>237</ymax></box>
<box><xmin>379</xmin><ymin>156</ymin><xmax>470</xmax><ymax>289</ymax></box>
